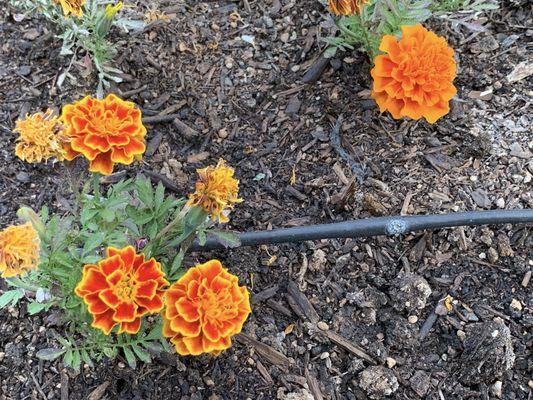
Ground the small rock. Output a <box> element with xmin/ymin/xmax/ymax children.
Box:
<box><xmin>281</xmin><ymin>389</ymin><xmax>314</xmax><ymax>400</ymax></box>
<box><xmin>310</xmin><ymin>249</ymin><xmax>327</xmax><ymax>272</ymax></box>
<box><xmin>509</xmin><ymin>143</ymin><xmax>532</xmax><ymax>159</ymax></box>
<box><xmin>317</xmin><ymin>321</ymin><xmax>329</xmax><ymax>331</ymax></box>
<box><xmin>490</xmin><ymin>381</ymin><xmax>503</xmax><ymax>398</ymax></box>
<box><xmin>386</xmin><ymin>357</ymin><xmax>397</xmax><ymax>368</ymax></box>
<box><xmin>285</xmin><ymin>95</ymin><xmax>301</xmax><ymax>114</ymax></box>
<box><xmin>509</xmin><ymin>299</ymin><xmax>522</xmax><ymax>311</ymax></box>
<box><xmin>487</xmin><ymin>247</ymin><xmax>499</xmax><ymax>263</ymax></box>
<box><xmin>495</xmin><ymin>198</ymin><xmax>505</xmax><ymax>208</ymax></box>
<box><xmin>470</xmin><ymin>35</ymin><xmax>499</xmax><ymax>53</ymax></box>
<box><xmin>471</xmin><ymin>188</ymin><xmax>491</xmax><ymax>208</ymax></box>
<box><xmin>16</xmin><ymin>172</ymin><xmax>30</xmax><ymax>183</ymax></box>
<box><xmin>358</xmin><ymin>366</ymin><xmax>399</xmax><ymax>399</ymax></box>
<box><xmin>409</xmin><ymin>370</ymin><xmax>431</xmax><ymax>397</ymax></box>
<box><xmin>408</xmin><ymin>315</ymin><xmax>418</xmax><ymax>324</ymax></box>
<box><xmin>497</xmin><ymin>234</ymin><xmax>514</xmax><ymax>257</ymax></box>
<box><xmin>457</xmin><ymin>330</ymin><xmax>466</xmax><ymax>341</ymax></box>
<box><xmin>0</xmin><ymin>352</ymin><xmax>5</xmax><ymax>361</ymax></box>
<box><xmin>389</xmin><ymin>273</ymin><xmax>432</xmax><ymax>314</ymax></box>
<box><xmin>17</xmin><ymin>65</ymin><xmax>31</xmax><ymax>76</ymax></box>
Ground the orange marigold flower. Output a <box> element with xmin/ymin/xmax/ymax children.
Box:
<box><xmin>75</xmin><ymin>246</ymin><xmax>168</xmax><ymax>335</ymax></box>
<box><xmin>187</xmin><ymin>159</ymin><xmax>242</xmax><ymax>223</ymax></box>
<box><xmin>0</xmin><ymin>222</ymin><xmax>40</xmax><ymax>278</ymax></box>
<box><xmin>14</xmin><ymin>109</ymin><xmax>67</xmax><ymax>163</ymax></box>
<box><xmin>162</xmin><ymin>260</ymin><xmax>251</xmax><ymax>356</ymax></box>
<box><xmin>371</xmin><ymin>24</ymin><xmax>457</xmax><ymax>124</ymax></box>
<box><xmin>53</xmin><ymin>0</ymin><xmax>86</xmax><ymax>17</ymax></box>
<box><xmin>61</xmin><ymin>94</ymin><xmax>147</xmax><ymax>175</ymax></box>
<box><xmin>328</xmin><ymin>0</ymin><xmax>368</xmax><ymax>15</ymax></box>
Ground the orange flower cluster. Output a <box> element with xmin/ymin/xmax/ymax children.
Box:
<box><xmin>61</xmin><ymin>94</ymin><xmax>147</xmax><ymax>175</ymax></box>
<box><xmin>0</xmin><ymin>223</ymin><xmax>40</xmax><ymax>278</ymax></box>
<box><xmin>328</xmin><ymin>0</ymin><xmax>368</xmax><ymax>15</ymax></box>
<box><xmin>371</xmin><ymin>24</ymin><xmax>457</xmax><ymax>124</ymax></box>
<box><xmin>75</xmin><ymin>246</ymin><xmax>168</xmax><ymax>335</ymax></box>
<box><xmin>187</xmin><ymin>159</ymin><xmax>242</xmax><ymax>223</ymax></box>
<box><xmin>14</xmin><ymin>109</ymin><xmax>66</xmax><ymax>163</ymax></box>
<box><xmin>54</xmin><ymin>0</ymin><xmax>86</xmax><ymax>17</ymax></box>
<box><xmin>162</xmin><ymin>260</ymin><xmax>251</xmax><ymax>356</ymax></box>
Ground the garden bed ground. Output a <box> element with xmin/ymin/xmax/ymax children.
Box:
<box><xmin>1</xmin><ymin>0</ymin><xmax>532</xmax><ymax>399</ymax></box>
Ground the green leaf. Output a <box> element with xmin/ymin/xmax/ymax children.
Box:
<box><xmin>27</xmin><ymin>302</ymin><xmax>48</xmax><ymax>315</ymax></box>
<box><xmin>103</xmin><ymin>346</ymin><xmax>118</xmax><ymax>358</ymax></box>
<box><xmin>142</xmin><ymin>341</ymin><xmax>164</xmax><ymax>353</ymax></box>
<box><xmin>198</xmin><ymin>229</ymin><xmax>206</xmax><ymax>246</ymax></box>
<box><xmin>131</xmin><ymin>343</ymin><xmax>151</xmax><ymax>363</ymax></box>
<box><xmin>123</xmin><ymin>346</ymin><xmax>137</xmax><ymax>369</ymax></box>
<box><xmin>82</xmin><ymin>231</ymin><xmax>106</xmax><ymax>255</ymax></box>
<box><xmin>145</xmin><ymin>323</ymin><xmax>163</xmax><ymax>341</ymax></box>
<box><xmin>36</xmin><ymin>348</ymin><xmax>66</xmax><ymax>361</ymax></box>
<box><xmin>155</xmin><ymin>182</ymin><xmax>165</xmax><ymax>209</ymax></box>
<box><xmin>208</xmin><ymin>230</ymin><xmax>241</xmax><ymax>248</ymax></box>
<box><xmin>136</xmin><ymin>178</ymin><xmax>154</xmax><ymax>208</ymax></box>
<box><xmin>81</xmin><ymin>349</ymin><xmax>94</xmax><ymax>368</ymax></box>
<box><xmin>72</xmin><ymin>349</ymin><xmax>82</xmax><ymax>372</ymax></box>
<box><xmin>63</xmin><ymin>349</ymin><xmax>74</xmax><ymax>367</ymax></box>
<box><xmin>100</xmin><ymin>208</ymin><xmax>115</xmax><ymax>223</ymax></box>
<box><xmin>0</xmin><ymin>289</ymin><xmax>25</xmax><ymax>309</ymax></box>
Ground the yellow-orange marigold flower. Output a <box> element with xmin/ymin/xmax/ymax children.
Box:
<box><xmin>0</xmin><ymin>222</ymin><xmax>40</xmax><ymax>278</ymax></box>
<box><xmin>371</xmin><ymin>24</ymin><xmax>457</xmax><ymax>124</ymax></box>
<box><xmin>14</xmin><ymin>109</ymin><xmax>66</xmax><ymax>163</ymax></box>
<box><xmin>54</xmin><ymin>0</ymin><xmax>86</xmax><ymax>17</ymax></box>
<box><xmin>187</xmin><ymin>159</ymin><xmax>242</xmax><ymax>223</ymax></box>
<box><xmin>75</xmin><ymin>246</ymin><xmax>168</xmax><ymax>335</ymax></box>
<box><xmin>162</xmin><ymin>260</ymin><xmax>251</xmax><ymax>356</ymax></box>
<box><xmin>328</xmin><ymin>0</ymin><xmax>368</xmax><ymax>15</ymax></box>
<box><xmin>61</xmin><ymin>94</ymin><xmax>147</xmax><ymax>175</ymax></box>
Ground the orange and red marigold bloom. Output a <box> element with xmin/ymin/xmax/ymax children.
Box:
<box><xmin>328</xmin><ymin>0</ymin><xmax>368</xmax><ymax>15</ymax></box>
<box><xmin>61</xmin><ymin>94</ymin><xmax>147</xmax><ymax>175</ymax></box>
<box><xmin>0</xmin><ymin>222</ymin><xmax>40</xmax><ymax>279</ymax></box>
<box><xmin>371</xmin><ymin>24</ymin><xmax>457</xmax><ymax>124</ymax></box>
<box><xmin>75</xmin><ymin>246</ymin><xmax>168</xmax><ymax>335</ymax></box>
<box><xmin>53</xmin><ymin>0</ymin><xmax>86</xmax><ymax>18</ymax></box>
<box><xmin>187</xmin><ymin>159</ymin><xmax>242</xmax><ymax>223</ymax></box>
<box><xmin>162</xmin><ymin>260</ymin><xmax>251</xmax><ymax>356</ymax></box>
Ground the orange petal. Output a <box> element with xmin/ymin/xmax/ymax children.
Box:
<box><xmin>92</xmin><ymin>309</ymin><xmax>116</xmax><ymax>335</ymax></box>
<box><xmin>182</xmin><ymin>335</ymin><xmax>204</xmax><ymax>356</ymax></box>
<box><xmin>136</xmin><ymin>280</ymin><xmax>158</xmax><ymax>299</ymax></box>
<box><xmin>113</xmin><ymin>301</ymin><xmax>137</xmax><ymax>322</ymax></box>
<box><xmin>99</xmin><ymin>288</ymin><xmax>121</xmax><ymax>307</ymax></box>
<box><xmin>84</xmin><ymin>133</ymin><xmax>111</xmax><ymax>152</ymax></box>
<box><xmin>123</xmin><ymin>137</ymin><xmax>145</xmax><ymax>157</ymax></box>
<box><xmin>135</xmin><ymin>259</ymin><xmax>163</xmax><ymax>282</ymax></box>
<box><xmin>203</xmin><ymin>320</ymin><xmax>221</xmax><ymax>342</ymax></box>
<box><xmin>118</xmin><ymin>318</ymin><xmax>141</xmax><ymax>334</ymax></box>
<box><xmin>118</xmin><ymin>246</ymin><xmax>136</xmax><ymax>270</ymax></box>
<box><xmin>99</xmin><ymin>254</ymin><xmax>122</xmax><ymax>276</ymax></box>
<box><xmin>197</xmin><ymin>260</ymin><xmax>223</xmax><ymax>284</ymax></box>
<box><xmin>79</xmin><ymin>267</ymin><xmax>107</xmax><ymax>294</ymax></box>
<box><xmin>85</xmin><ymin>292</ymin><xmax>109</xmax><ymax>314</ymax></box>
<box><xmin>171</xmin><ymin>336</ymin><xmax>191</xmax><ymax>356</ymax></box>
<box><xmin>170</xmin><ymin>316</ymin><xmax>201</xmax><ymax>337</ymax></box>
<box><xmin>89</xmin><ymin>152</ymin><xmax>114</xmax><ymax>175</ymax></box>
<box><xmin>106</xmin><ymin>269</ymin><xmax>125</xmax><ymax>286</ymax></box>
<box><xmin>176</xmin><ymin>298</ymin><xmax>200</xmax><ymax>322</ymax></box>
<box><xmin>136</xmin><ymin>295</ymin><xmax>163</xmax><ymax>312</ymax></box>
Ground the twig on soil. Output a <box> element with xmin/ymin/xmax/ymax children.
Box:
<box><xmin>330</xmin><ymin>116</ymin><xmax>365</xmax><ymax>183</ymax></box>
<box><xmin>118</xmin><ymin>85</ymin><xmax>148</xmax><ymax>99</ymax></box>
<box><xmin>236</xmin><ymin>333</ymin><xmax>291</xmax><ymax>370</ymax></box>
<box><xmin>319</xmin><ymin>329</ymin><xmax>376</xmax><ymax>364</ymax></box>
<box><xmin>29</xmin><ymin>371</ymin><xmax>48</xmax><ymax>400</ymax></box>
<box><xmin>287</xmin><ymin>281</ymin><xmax>319</xmax><ymax>323</ymax></box>
<box><xmin>142</xmin><ymin>170</ymin><xmax>180</xmax><ymax>192</ymax></box>
<box><xmin>142</xmin><ymin>113</ymin><xmax>182</xmax><ymax>124</ymax></box>
<box><xmin>305</xmin><ymin>368</ymin><xmax>325</xmax><ymax>400</ymax></box>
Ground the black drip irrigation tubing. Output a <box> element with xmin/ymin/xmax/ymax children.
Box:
<box><xmin>190</xmin><ymin>209</ymin><xmax>533</xmax><ymax>251</ymax></box>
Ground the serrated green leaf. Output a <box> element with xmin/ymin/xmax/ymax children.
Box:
<box><xmin>63</xmin><ymin>349</ymin><xmax>74</xmax><ymax>367</ymax></box>
<box><xmin>72</xmin><ymin>349</ymin><xmax>82</xmax><ymax>371</ymax></box>
<box><xmin>36</xmin><ymin>348</ymin><xmax>66</xmax><ymax>361</ymax></box>
<box><xmin>27</xmin><ymin>302</ymin><xmax>47</xmax><ymax>315</ymax></box>
<box><xmin>145</xmin><ymin>323</ymin><xmax>163</xmax><ymax>341</ymax></box>
<box><xmin>131</xmin><ymin>343</ymin><xmax>151</xmax><ymax>363</ymax></box>
<box><xmin>81</xmin><ymin>349</ymin><xmax>94</xmax><ymax>368</ymax></box>
<box><xmin>155</xmin><ymin>182</ymin><xmax>165</xmax><ymax>209</ymax></box>
<box><xmin>82</xmin><ymin>231</ymin><xmax>106</xmax><ymax>255</ymax></box>
<box><xmin>0</xmin><ymin>289</ymin><xmax>25</xmax><ymax>309</ymax></box>
<box><xmin>103</xmin><ymin>346</ymin><xmax>118</xmax><ymax>358</ymax></box>
<box><xmin>123</xmin><ymin>346</ymin><xmax>137</xmax><ymax>369</ymax></box>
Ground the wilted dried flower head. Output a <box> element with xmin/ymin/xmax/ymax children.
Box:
<box><xmin>61</xmin><ymin>94</ymin><xmax>147</xmax><ymax>175</ymax></box>
<box><xmin>54</xmin><ymin>0</ymin><xmax>86</xmax><ymax>17</ymax></box>
<box><xmin>14</xmin><ymin>109</ymin><xmax>66</xmax><ymax>163</ymax></box>
<box><xmin>162</xmin><ymin>260</ymin><xmax>251</xmax><ymax>356</ymax></box>
<box><xmin>328</xmin><ymin>0</ymin><xmax>368</xmax><ymax>15</ymax></box>
<box><xmin>371</xmin><ymin>24</ymin><xmax>457</xmax><ymax>124</ymax></box>
<box><xmin>187</xmin><ymin>159</ymin><xmax>242</xmax><ymax>223</ymax></box>
<box><xmin>0</xmin><ymin>222</ymin><xmax>40</xmax><ymax>278</ymax></box>
<box><xmin>75</xmin><ymin>246</ymin><xmax>168</xmax><ymax>335</ymax></box>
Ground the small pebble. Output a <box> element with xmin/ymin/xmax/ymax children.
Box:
<box><xmin>320</xmin><ymin>352</ymin><xmax>330</xmax><ymax>360</ymax></box>
<box><xmin>317</xmin><ymin>321</ymin><xmax>329</xmax><ymax>331</ymax></box>
<box><xmin>496</xmin><ymin>198</ymin><xmax>505</xmax><ymax>208</ymax></box>
<box><xmin>490</xmin><ymin>381</ymin><xmax>502</xmax><ymax>398</ymax></box>
<box><xmin>386</xmin><ymin>357</ymin><xmax>397</xmax><ymax>368</ymax></box>
<box><xmin>118</xmin><ymin>362</ymin><xmax>125</xmax><ymax>368</ymax></box>
<box><xmin>510</xmin><ymin>299</ymin><xmax>522</xmax><ymax>311</ymax></box>
<box><xmin>408</xmin><ymin>315</ymin><xmax>418</xmax><ymax>324</ymax></box>
<box><xmin>0</xmin><ymin>352</ymin><xmax>4</xmax><ymax>361</ymax></box>
<box><xmin>457</xmin><ymin>330</ymin><xmax>466</xmax><ymax>340</ymax></box>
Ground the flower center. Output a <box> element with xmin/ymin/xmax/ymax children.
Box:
<box><xmin>198</xmin><ymin>287</ymin><xmax>233</xmax><ymax>321</ymax></box>
<box><xmin>115</xmin><ymin>276</ymin><xmax>134</xmax><ymax>300</ymax></box>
